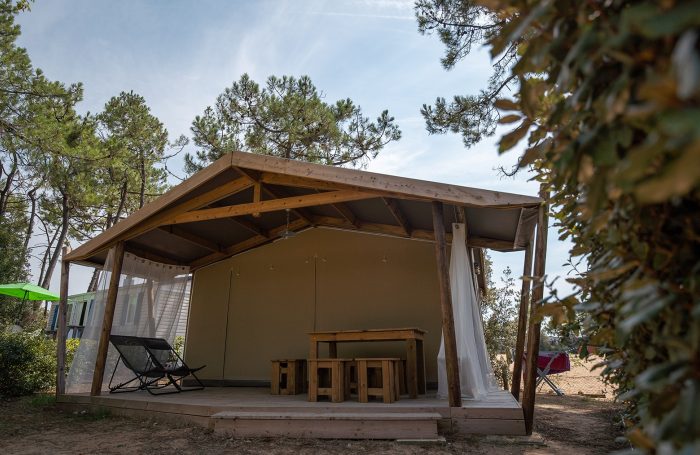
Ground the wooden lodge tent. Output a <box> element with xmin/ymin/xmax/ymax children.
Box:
<box><xmin>56</xmin><ymin>151</ymin><xmax>548</xmax><ymax>439</ymax></box>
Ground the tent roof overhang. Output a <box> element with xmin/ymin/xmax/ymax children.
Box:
<box><xmin>65</xmin><ymin>151</ymin><xmax>542</xmax><ymax>270</ymax></box>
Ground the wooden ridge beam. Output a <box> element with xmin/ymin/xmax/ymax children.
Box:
<box><xmin>190</xmin><ymin>218</ymin><xmax>309</xmax><ymax>269</ymax></box>
<box><xmin>158</xmin><ymin>226</ymin><xmax>222</xmax><ymax>252</ymax></box>
<box><xmin>160</xmin><ymin>190</ymin><xmax>375</xmax><ymax>226</ymax></box>
<box><xmin>382</xmin><ymin>197</ymin><xmax>411</xmax><ymax>236</ymax></box>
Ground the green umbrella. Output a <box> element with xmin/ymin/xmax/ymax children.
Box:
<box><xmin>0</xmin><ymin>282</ymin><xmax>60</xmax><ymax>302</ymax></box>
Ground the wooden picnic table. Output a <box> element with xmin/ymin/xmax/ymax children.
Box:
<box><xmin>308</xmin><ymin>328</ymin><xmax>426</xmax><ymax>398</ymax></box>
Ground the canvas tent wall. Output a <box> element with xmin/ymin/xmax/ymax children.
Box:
<box><xmin>186</xmin><ymin>227</ymin><xmax>444</xmax><ymax>383</ymax></box>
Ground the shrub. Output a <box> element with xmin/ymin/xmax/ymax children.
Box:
<box><xmin>0</xmin><ymin>330</ymin><xmax>55</xmax><ymax>397</ymax></box>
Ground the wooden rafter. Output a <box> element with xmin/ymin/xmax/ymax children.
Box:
<box><xmin>382</xmin><ymin>197</ymin><xmax>411</xmax><ymax>236</ymax></box>
<box><xmin>158</xmin><ymin>226</ymin><xmax>222</xmax><ymax>253</ymax></box>
<box><xmin>191</xmin><ymin>218</ymin><xmax>309</xmax><ymax>269</ymax></box>
<box><xmin>332</xmin><ymin>203</ymin><xmax>359</xmax><ymax>228</ymax></box>
<box><xmin>159</xmin><ymin>190</ymin><xmax>375</xmax><ymax>226</ymax></box>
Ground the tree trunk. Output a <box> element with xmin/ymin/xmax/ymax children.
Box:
<box><xmin>139</xmin><ymin>155</ymin><xmax>146</xmax><ymax>208</ymax></box>
<box><xmin>21</xmin><ymin>187</ymin><xmax>38</xmax><ymax>258</ymax></box>
<box><xmin>40</xmin><ymin>192</ymin><xmax>69</xmax><ymax>290</ymax></box>
<box><xmin>0</xmin><ymin>152</ymin><xmax>18</xmax><ymax>219</ymax></box>
<box><xmin>37</xmin><ymin>226</ymin><xmax>59</xmax><ymax>287</ymax></box>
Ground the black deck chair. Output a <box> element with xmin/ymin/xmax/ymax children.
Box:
<box><xmin>108</xmin><ymin>334</ymin><xmax>205</xmax><ymax>395</ymax></box>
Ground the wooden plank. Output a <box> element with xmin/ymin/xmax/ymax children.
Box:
<box><xmin>271</xmin><ymin>361</ymin><xmax>280</xmax><ymax>395</ymax></box>
<box><xmin>451</xmin><ymin>417</ymin><xmax>526</xmax><ymax>436</ymax></box>
<box><xmin>160</xmin><ymin>190</ymin><xmax>375</xmax><ymax>226</ymax></box>
<box><xmin>65</xmin><ymin>154</ymin><xmax>236</xmax><ymax>262</ymax></box>
<box><xmin>158</xmin><ymin>226</ymin><xmax>222</xmax><ymax>252</ymax></box>
<box><xmin>91</xmin><ymin>241</ymin><xmax>125</xmax><ymax>396</ymax></box>
<box><xmin>56</xmin><ymin>246</ymin><xmax>70</xmax><ymax>396</ymax></box>
<box><xmin>511</xmin><ymin>239</ymin><xmax>534</xmax><ymax>401</ymax></box>
<box><xmin>382</xmin><ymin>197</ymin><xmax>411</xmax><ymax>236</ymax></box>
<box><xmin>522</xmin><ymin>188</ymin><xmax>549</xmax><ymax>435</ymax></box>
<box><xmin>432</xmin><ymin>201</ymin><xmax>462</xmax><ymax>407</ymax></box>
<box><xmin>233</xmin><ymin>151</ymin><xmax>541</xmax><ymax>207</ymax></box>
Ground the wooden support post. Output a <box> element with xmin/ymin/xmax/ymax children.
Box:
<box><xmin>252</xmin><ymin>182</ymin><xmax>261</xmax><ymax>217</ymax></box>
<box><xmin>56</xmin><ymin>246</ymin><xmax>70</xmax><ymax>396</ymax></box>
<box><xmin>90</xmin><ymin>241</ymin><xmax>126</xmax><ymax>396</ymax></box>
<box><xmin>522</xmin><ymin>189</ymin><xmax>549</xmax><ymax>435</ymax></box>
<box><xmin>511</xmin><ymin>239</ymin><xmax>534</xmax><ymax>400</ymax></box>
<box><xmin>146</xmin><ymin>279</ymin><xmax>156</xmax><ymax>336</ymax></box>
<box><xmin>431</xmin><ymin>201</ymin><xmax>462</xmax><ymax>407</ymax></box>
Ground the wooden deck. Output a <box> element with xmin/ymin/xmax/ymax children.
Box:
<box><xmin>57</xmin><ymin>387</ymin><xmax>524</xmax><ymax>439</ymax></box>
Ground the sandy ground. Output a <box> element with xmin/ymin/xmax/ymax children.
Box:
<box><xmin>0</xmin><ymin>393</ymin><xmax>627</xmax><ymax>455</ymax></box>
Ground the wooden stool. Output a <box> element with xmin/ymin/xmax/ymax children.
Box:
<box><xmin>356</xmin><ymin>358</ymin><xmax>401</xmax><ymax>403</ymax></box>
<box><xmin>308</xmin><ymin>359</ymin><xmax>350</xmax><ymax>403</ymax></box>
<box><xmin>344</xmin><ymin>360</ymin><xmax>357</xmax><ymax>397</ymax></box>
<box><xmin>271</xmin><ymin>359</ymin><xmax>306</xmax><ymax>395</ymax></box>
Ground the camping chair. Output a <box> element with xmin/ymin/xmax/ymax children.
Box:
<box><xmin>108</xmin><ymin>335</ymin><xmax>205</xmax><ymax>395</ymax></box>
<box><xmin>534</xmin><ymin>351</ymin><xmax>570</xmax><ymax>396</ymax></box>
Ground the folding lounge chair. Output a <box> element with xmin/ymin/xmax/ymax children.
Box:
<box><xmin>108</xmin><ymin>335</ymin><xmax>205</xmax><ymax>395</ymax></box>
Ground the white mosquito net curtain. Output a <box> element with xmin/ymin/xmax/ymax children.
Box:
<box><xmin>437</xmin><ymin>222</ymin><xmax>498</xmax><ymax>400</ymax></box>
<box><xmin>66</xmin><ymin>248</ymin><xmax>191</xmax><ymax>393</ymax></box>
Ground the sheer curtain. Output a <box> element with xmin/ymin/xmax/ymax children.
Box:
<box><xmin>437</xmin><ymin>223</ymin><xmax>498</xmax><ymax>400</ymax></box>
<box><xmin>67</xmin><ymin>249</ymin><xmax>191</xmax><ymax>393</ymax></box>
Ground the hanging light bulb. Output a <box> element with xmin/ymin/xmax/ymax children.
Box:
<box><xmin>280</xmin><ymin>208</ymin><xmax>297</xmax><ymax>240</ymax></box>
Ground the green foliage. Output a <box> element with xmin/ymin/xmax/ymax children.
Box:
<box><xmin>0</xmin><ymin>330</ymin><xmax>55</xmax><ymax>397</ymax></box>
<box><xmin>480</xmin><ymin>256</ymin><xmax>519</xmax><ymax>389</ymax></box>
<box><xmin>416</xmin><ymin>0</ymin><xmax>516</xmax><ymax>147</ymax></box>
<box><xmin>96</xmin><ymin>91</ymin><xmax>169</xmax><ymax>212</ymax></box>
<box><xmin>185</xmin><ymin>74</ymin><xmax>401</xmax><ymax>174</ymax></box>
<box><xmin>0</xmin><ymin>199</ymin><xmax>29</xmax><ymax>327</ymax></box>
<box><xmin>417</xmin><ymin>0</ymin><xmax>700</xmax><ymax>451</ymax></box>
<box><xmin>173</xmin><ymin>335</ymin><xmax>184</xmax><ymax>357</ymax></box>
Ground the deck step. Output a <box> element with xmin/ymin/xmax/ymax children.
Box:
<box><xmin>211</xmin><ymin>411</ymin><xmax>442</xmax><ymax>439</ymax></box>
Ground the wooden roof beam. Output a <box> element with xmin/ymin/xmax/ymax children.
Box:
<box><xmin>382</xmin><ymin>197</ymin><xmax>411</xmax><ymax>236</ymax></box>
<box><xmin>158</xmin><ymin>226</ymin><xmax>222</xmax><ymax>253</ymax></box>
<box><xmin>160</xmin><ymin>190</ymin><xmax>375</xmax><ymax>226</ymax></box>
<box><xmin>235</xmin><ymin>166</ymin><xmax>314</xmax><ymax>226</ymax></box>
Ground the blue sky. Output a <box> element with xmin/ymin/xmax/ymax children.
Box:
<box><xmin>16</xmin><ymin>0</ymin><xmax>573</xmax><ymax>297</ymax></box>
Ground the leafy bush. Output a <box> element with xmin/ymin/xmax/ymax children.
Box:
<box><xmin>417</xmin><ymin>0</ymin><xmax>700</xmax><ymax>450</ymax></box>
<box><xmin>0</xmin><ymin>330</ymin><xmax>55</xmax><ymax>397</ymax></box>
